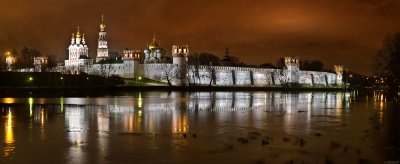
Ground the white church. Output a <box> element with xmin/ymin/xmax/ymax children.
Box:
<box><xmin>60</xmin><ymin>15</ymin><xmax>344</xmax><ymax>87</ymax></box>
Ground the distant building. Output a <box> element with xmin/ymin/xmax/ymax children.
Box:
<box><xmin>34</xmin><ymin>56</ymin><xmax>48</xmax><ymax>72</ymax></box>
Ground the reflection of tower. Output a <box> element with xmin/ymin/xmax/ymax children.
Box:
<box><xmin>65</xmin><ymin>106</ymin><xmax>88</xmax><ymax>163</ymax></box>
<box><xmin>334</xmin><ymin>65</ymin><xmax>344</xmax><ymax>85</ymax></box>
<box><xmin>96</xmin><ymin>14</ymin><xmax>109</xmax><ymax>63</ymax></box>
<box><xmin>172</xmin><ymin>109</ymin><xmax>188</xmax><ymax>133</ymax></box>
<box><xmin>284</xmin><ymin>57</ymin><xmax>300</xmax><ymax>84</ymax></box>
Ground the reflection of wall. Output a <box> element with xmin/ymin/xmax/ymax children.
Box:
<box><xmin>59</xmin><ymin>92</ymin><xmax>349</xmax><ymax>136</ymax></box>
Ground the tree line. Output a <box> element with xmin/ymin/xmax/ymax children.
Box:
<box><xmin>0</xmin><ymin>47</ymin><xmax>57</xmax><ymax>71</ymax></box>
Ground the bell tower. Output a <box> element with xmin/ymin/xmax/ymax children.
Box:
<box><xmin>96</xmin><ymin>14</ymin><xmax>109</xmax><ymax>63</ymax></box>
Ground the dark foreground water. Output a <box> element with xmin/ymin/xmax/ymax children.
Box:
<box><xmin>0</xmin><ymin>91</ymin><xmax>399</xmax><ymax>163</ymax></box>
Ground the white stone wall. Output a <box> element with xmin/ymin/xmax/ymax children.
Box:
<box><xmin>58</xmin><ymin>60</ymin><xmax>341</xmax><ymax>87</ymax></box>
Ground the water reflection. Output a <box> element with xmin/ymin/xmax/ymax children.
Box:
<box><xmin>0</xmin><ymin>91</ymin><xmax>372</xmax><ymax>163</ymax></box>
<box><xmin>4</xmin><ymin>108</ymin><xmax>15</xmax><ymax>157</ymax></box>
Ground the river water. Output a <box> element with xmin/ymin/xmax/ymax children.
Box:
<box><xmin>0</xmin><ymin>91</ymin><xmax>399</xmax><ymax>163</ymax></box>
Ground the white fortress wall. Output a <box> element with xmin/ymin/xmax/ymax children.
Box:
<box><xmin>299</xmin><ymin>70</ymin><xmax>337</xmax><ymax>86</ymax></box>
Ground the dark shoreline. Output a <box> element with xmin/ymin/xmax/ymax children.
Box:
<box><xmin>0</xmin><ymin>85</ymin><xmax>348</xmax><ymax>97</ymax></box>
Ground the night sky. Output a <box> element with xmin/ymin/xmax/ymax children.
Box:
<box><xmin>1</xmin><ymin>0</ymin><xmax>399</xmax><ymax>74</ymax></box>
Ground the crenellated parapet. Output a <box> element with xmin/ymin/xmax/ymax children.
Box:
<box><xmin>172</xmin><ymin>45</ymin><xmax>189</xmax><ymax>65</ymax></box>
<box><xmin>284</xmin><ymin>57</ymin><xmax>299</xmax><ymax>67</ymax></box>
<box><xmin>123</xmin><ymin>49</ymin><xmax>141</xmax><ymax>61</ymax></box>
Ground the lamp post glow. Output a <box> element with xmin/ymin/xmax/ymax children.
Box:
<box><xmin>5</xmin><ymin>51</ymin><xmax>16</xmax><ymax>71</ymax></box>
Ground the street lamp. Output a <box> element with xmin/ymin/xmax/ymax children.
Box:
<box><xmin>5</xmin><ymin>51</ymin><xmax>16</xmax><ymax>71</ymax></box>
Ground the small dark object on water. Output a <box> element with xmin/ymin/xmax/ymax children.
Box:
<box><xmin>315</xmin><ymin>133</ymin><xmax>322</xmax><ymax>137</ymax></box>
<box><xmin>330</xmin><ymin>141</ymin><xmax>341</xmax><ymax>150</ymax></box>
<box><xmin>248</xmin><ymin>131</ymin><xmax>262</xmax><ymax>140</ymax></box>
<box><xmin>183</xmin><ymin>133</ymin><xmax>187</xmax><ymax>138</ymax></box>
<box><xmin>298</xmin><ymin>138</ymin><xmax>306</xmax><ymax>147</ymax></box>
<box><xmin>375</xmin><ymin>126</ymin><xmax>380</xmax><ymax>130</ymax></box>
<box><xmin>359</xmin><ymin>158</ymin><xmax>371</xmax><ymax>164</ymax></box>
<box><xmin>356</xmin><ymin>148</ymin><xmax>361</xmax><ymax>155</ymax></box>
<box><xmin>293</xmin><ymin>137</ymin><xmax>306</xmax><ymax>147</ymax></box>
<box><xmin>325</xmin><ymin>157</ymin><xmax>334</xmax><ymax>164</ymax></box>
<box><xmin>238</xmin><ymin>137</ymin><xmax>249</xmax><ymax>144</ymax></box>
<box><xmin>298</xmin><ymin>110</ymin><xmax>307</xmax><ymax>113</ymax></box>
<box><xmin>342</xmin><ymin>123</ymin><xmax>347</xmax><ymax>126</ymax></box>
<box><xmin>283</xmin><ymin>137</ymin><xmax>290</xmax><ymax>142</ymax></box>
<box><xmin>192</xmin><ymin>134</ymin><xmax>197</xmax><ymax>138</ymax></box>
<box><xmin>265</xmin><ymin>136</ymin><xmax>273</xmax><ymax>141</ymax></box>
<box><xmin>261</xmin><ymin>139</ymin><xmax>270</xmax><ymax>146</ymax></box>
<box><xmin>363</xmin><ymin>130</ymin><xmax>369</xmax><ymax>133</ymax></box>
<box><xmin>343</xmin><ymin>145</ymin><xmax>349</xmax><ymax>153</ymax></box>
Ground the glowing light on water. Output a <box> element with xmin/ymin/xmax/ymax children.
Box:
<box><xmin>60</xmin><ymin>97</ymin><xmax>64</xmax><ymax>113</ymax></box>
<box><xmin>5</xmin><ymin>109</ymin><xmax>14</xmax><ymax>144</ymax></box>
<box><xmin>138</xmin><ymin>92</ymin><xmax>143</xmax><ymax>108</ymax></box>
<box><xmin>29</xmin><ymin>97</ymin><xmax>33</xmax><ymax>117</ymax></box>
<box><xmin>3</xmin><ymin>98</ymin><xmax>15</xmax><ymax>104</ymax></box>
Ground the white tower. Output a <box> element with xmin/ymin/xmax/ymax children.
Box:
<box><xmin>172</xmin><ymin>45</ymin><xmax>189</xmax><ymax>66</ymax></box>
<box><xmin>96</xmin><ymin>14</ymin><xmax>109</xmax><ymax>63</ymax></box>
<box><xmin>123</xmin><ymin>49</ymin><xmax>141</xmax><ymax>78</ymax></box>
<box><xmin>334</xmin><ymin>65</ymin><xmax>344</xmax><ymax>85</ymax></box>
<box><xmin>284</xmin><ymin>57</ymin><xmax>300</xmax><ymax>84</ymax></box>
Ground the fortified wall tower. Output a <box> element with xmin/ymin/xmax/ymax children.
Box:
<box><xmin>172</xmin><ymin>45</ymin><xmax>189</xmax><ymax>66</ymax></box>
<box><xmin>123</xmin><ymin>49</ymin><xmax>141</xmax><ymax>78</ymax></box>
<box><xmin>284</xmin><ymin>57</ymin><xmax>300</xmax><ymax>84</ymax></box>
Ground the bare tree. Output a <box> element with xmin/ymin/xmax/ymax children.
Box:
<box><xmin>99</xmin><ymin>63</ymin><xmax>115</xmax><ymax>77</ymax></box>
<box><xmin>203</xmin><ymin>64</ymin><xmax>216</xmax><ymax>86</ymax></box>
<box><xmin>278</xmin><ymin>68</ymin><xmax>289</xmax><ymax>88</ymax></box>
<box><xmin>159</xmin><ymin>62</ymin><xmax>177</xmax><ymax>86</ymax></box>
<box><xmin>175</xmin><ymin>63</ymin><xmax>188</xmax><ymax>86</ymax></box>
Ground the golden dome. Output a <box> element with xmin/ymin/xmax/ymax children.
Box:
<box><xmin>148</xmin><ymin>41</ymin><xmax>159</xmax><ymax>50</ymax></box>
<box><xmin>148</xmin><ymin>33</ymin><xmax>159</xmax><ymax>50</ymax></box>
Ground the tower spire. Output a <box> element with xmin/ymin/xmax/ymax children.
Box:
<box><xmin>100</xmin><ymin>14</ymin><xmax>106</xmax><ymax>31</ymax></box>
<box><xmin>82</xmin><ymin>33</ymin><xmax>86</xmax><ymax>44</ymax></box>
<box><xmin>71</xmin><ymin>33</ymin><xmax>75</xmax><ymax>44</ymax></box>
<box><xmin>76</xmin><ymin>26</ymin><xmax>81</xmax><ymax>38</ymax></box>
<box><xmin>153</xmin><ymin>32</ymin><xmax>156</xmax><ymax>42</ymax></box>
<box><xmin>225</xmin><ymin>47</ymin><xmax>229</xmax><ymax>56</ymax></box>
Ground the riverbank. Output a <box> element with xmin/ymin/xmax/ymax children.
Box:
<box><xmin>0</xmin><ymin>85</ymin><xmax>348</xmax><ymax>97</ymax></box>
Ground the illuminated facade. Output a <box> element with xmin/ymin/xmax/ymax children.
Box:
<box><xmin>96</xmin><ymin>15</ymin><xmax>109</xmax><ymax>63</ymax></box>
<box><xmin>58</xmin><ymin>16</ymin><xmax>343</xmax><ymax>86</ymax></box>
<box><xmin>143</xmin><ymin>34</ymin><xmax>165</xmax><ymax>63</ymax></box>
<box><xmin>34</xmin><ymin>56</ymin><xmax>48</xmax><ymax>72</ymax></box>
<box><xmin>65</xmin><ymin>26</ymin><xmax>93</xmax><ymax>68</ymax></box>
